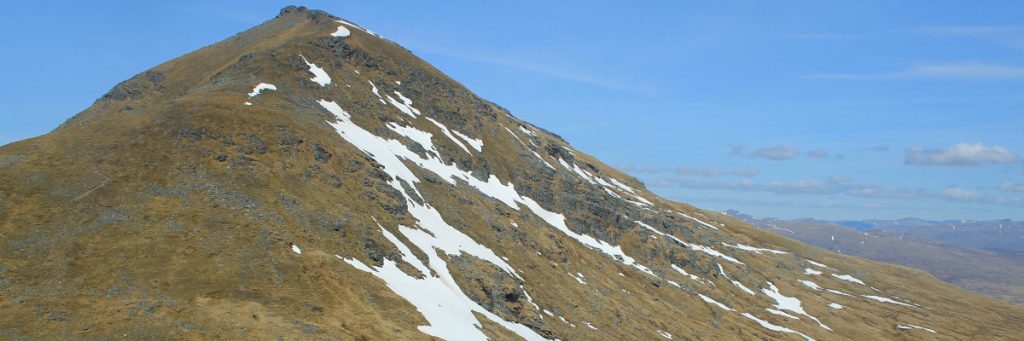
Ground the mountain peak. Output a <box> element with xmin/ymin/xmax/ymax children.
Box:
<box><xmin>4</xmin><ymin>7</ymin><xmax>1024</xmax><ymax>340</ymax></box>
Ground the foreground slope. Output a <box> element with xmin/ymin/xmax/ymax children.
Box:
<box><xmin>2</xmin><ymin>6</ymin><xmax>1023</xmax><ymax>340</ymax></box>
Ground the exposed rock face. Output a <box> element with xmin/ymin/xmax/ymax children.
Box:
<box><xmin>2</xmin><ymin>5</ymin><xmax>1024</xmax><ymax>340</ymax></box>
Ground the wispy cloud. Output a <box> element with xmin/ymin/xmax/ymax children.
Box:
<box><xmin>779</xmin><ymin>33</ymin><xmax>859</xmax><ymax>40</ymax></box>
<box><xmin>418</xmin><ymin>49</ymin><xmax>659</xmax><ymax>96</ymax></box>
<box><xmin>868</xmin><ymin>144</ymin><xmax>890</xmax><ymax>152</ymax></box>
<box><xmin>618</xmin><ymin>164</ymin><xmax>760</xmax><ymax>177</ymax></box>
<box><xmin>752</xmin><ymin>145</ymin><xmax>800</xmax><ymax>160</ymax></box>
<box><xmin>944</xmin><ymin>187</ymin><xmax>982</xmax><ymax>200</ymax></box>
<box><xmin>1000</xmin><ymin>182</ymin><xmax>1024</xmax><ymax>192</ymax></box>
<box><xmin>805</xmin><ymin>149</ymin><xmax>830</xmax><ymax>159</ymax></box>
<box><xmin>811</xmin><ymin>63</ymin><xmax>1024</xmax><ymax>80</ymax></box>
<box><xmin>905</xmin><ymin>142</ymin><xmax>1019</xmax><ymax>166</ymax></box>
<box><xmin>912</xmin><ymin>25</ymin><xmax>1024</xmax><ymax>49</ymax></box>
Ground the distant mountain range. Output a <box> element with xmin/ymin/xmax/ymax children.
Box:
<box><xmin>834</xmin><ymin>218</ymin><xmax>1024</xmax><ymax>253</ymax></box>
<box><xmin>726</xmin><ymin>210</ymin><xmax>1024</xmax><ymax>304</ymax></box>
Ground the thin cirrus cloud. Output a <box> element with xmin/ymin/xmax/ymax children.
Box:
<box><xmin>1000</xmin><ymin>182</ymin><xmax>1024</xmax><ymax>192</ymax></box>
<box><xmin>911</xmin><ymin>25</ymin><xmax>1024</xmax><ymax>49</ymax></box>
<box><xmin>805</xmin><ymin>149</ymin><xmax>830</xmax><ymax>158</ymax></box>
<box><xmin>868</xmin><ymin>144</ymin><xmax>890</xmax><ymax>152</ymax></box>
<box><xmin>751</xmin><ymin>145</ymin><xmax>800</xmax><ymax>160</ymax></box>
<box><xmin>618</xmin><ymin>164</ymin><xmax>760</xmax><ymax>177</ymax></box>
<box><xmin>811</xmin><ymin>63</ymin><xmax>1024</xmax><ymax>80</ymax></box>
<box><xmin>905</xmin><ymin>142</ymin><xmax>1020</xmax><ymax>166</ymax></box>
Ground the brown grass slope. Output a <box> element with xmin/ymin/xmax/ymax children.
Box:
<box><xmin>2</xmin><ymin>6</ymin><xmax>1023</xmax><ymax>340</ymax></box>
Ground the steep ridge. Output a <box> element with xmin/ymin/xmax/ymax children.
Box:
<box><xmin>2</xmin><ymin>6</ymin><xmax>1023</xmax><ymax>340</ymax></box>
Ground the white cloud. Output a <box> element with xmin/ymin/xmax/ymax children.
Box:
<box><xmin>905</xmin><ymin>142</ymin><xmax>1019</xmax><ymax>166</ymax></box>
<box><xmin>752</xmin><ymin>145</ymin><xmax>799</xmax><ymax>160</ymax></box>
<box><xmin>1000</xmin><ymin>182</ymin><xmax>1024</xmax><ymax>192</ymax></box>
<box><xmin>805</xmin><ymin>149</ymin><xmax>830</xmax><ymax>158</ymax></box>
<box><xmin>868</xmin><ymin>144</ymin><xmax>890</xmax><ymax>152</ymax></box>
<box><xmin>943</xmin><ymin>187</ymin><xmax>982</xmax><ymax>200</ymax></box>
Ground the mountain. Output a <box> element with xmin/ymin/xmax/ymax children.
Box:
<box><xmin>837</xmin><ymin>219</ymin><xmax>1024</xmax><ymax>253</ymax></box>
<box><xmin>2</xmin><ymin>6</ymin><xmax>1023</xmax><ymax>340</ymax></box>
<box><xmin>727</xmin><ymin>210</ymin><xmax>1024</xmax><ymax>305</ymax></box>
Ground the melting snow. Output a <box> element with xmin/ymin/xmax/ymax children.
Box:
<box><xmin>320</xmin><ymin>100</ymin><xmax>552</xmax><ymax>340</ymax></box>
<box><xmin>725</xmin><ymin>243</ymin><xmax>788</xmax><ymax>254</ymax></box>
<box><xmin>717</xmin><ymin>263</ymin><xmax>756</xmax><ymax>295</ymax></box>
<box><xmin>800</xmin><ymin>280</ymin><xmax>821</xmax><ymax>291</ymax></box>
<box><xmin>831</xmin><ymin>274</ymin><xmax>865</xmax><ymax>285</ymax></box>
<box><xmin>636</xmin><ymin>221</ymin><xmax>743</xmax><ymax>265</ymax></box>
<box><xmin>290</xmin><ymin>244</ymin><xmax>302</xmax><ymax>254</ymax></box>
<box><xmin>583</xmin><ymin>322</ymin><xmax>597</xmax><ymax>330</ymax></box>
<box><xmin>672</xmin><ymin>264</ymin><xmax>710</xmax><ymax>285</ymax></box>
<box><xmin>827</xmin><ymin>303</ymin><xmax>844</xmax><ymax>309</ymax></box>
<box><xmin>331</xmin><ymin>21</ymin><xmax>351</xmax><ymax>37</ymax></box>
<box><xmin>761</xmin><ymin>282</ymin><xmax>831</xmax><ymax>330</ymax></box>
<box><xmin>300</xmin><ymin>55</ymin><xmax>331</xmax><ymax>86</ymax></box>
<box><xmin>248</xmin><ymin>83</ymin><xmax>277</xmax><ymax>97</ymax></box>
<box><xmin>451</xmin><ymin>129</ymin><xmax>483</xmax><ymax>152</ymax></box>
<box><xmin>658</xmin><ymin>330</ymin><xmax>672</xmax><ymax>339</ymax></box>
<box><xmin>826</xmin><ymin>289</ymin><xmax>854</xmax><ymax>297</ymax></box>
<box><xmin>570</xmin><ymin>272</ymin><xmax>587</xmax><ymax>285</ymax></box>
<box><xmin>319</xmin><ymin>97</ymin><xmax>658</xmax><ymax>338</ymax></box>
<box><xmin>863</xmin><ymin>295</ymin><xmax>917</xmax><ymax>307</ymax></box>
<box><xmin>804</xmin><ymin>268</ymin><xmax>823</xmax><ymax>276</ymax></box>
<box><xmin>337</xmin><ymin>19</ymin><xmax>385</xmax><ymax>39</ymax></box>
<box><xmin>386</xmin><ymin>91</ymin><xmax>421</xmax><ymax>117</ymax></box>
<box><xmin>387</xmin><ymin>122</ymin><xmax>435</xmax><ymax>151</ymax></box>
<box><xmin>896</xmin><ymin>324</ymin><xmax>936</xmax><ymax>333</ymax></box>
<box><xmin>518</xmin><ymin>125</ymin><xmax>538</xmax><ymax>137</ymax></box>
<box><xmin>766</xmin><ymin>308</ymin><xmax>801</xmax><ymax>320</ymax></box>
<box><xmin>699</xmin><ymin>294</ymin><xmax>734</xmax><ymax>311</ymax></box>
<box><xmin>741</xmin><ymin>313</ymin><xmax>815</xmax><ymax>341</ymax></box>
<box><xmin>674</xmin><ymin>211</ymin><xmax>719</xmax><ymax>230</ymax></box>
<box><xmin>426</xmin><ymin>118</ymin><xmax>472</xmax><ymax>154</ymax></box>
<box><xmin>806</xmin><ymin>260</ymin><xmax>832</xmax><ymax>269</ymax></box>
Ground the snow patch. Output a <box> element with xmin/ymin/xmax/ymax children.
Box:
<box><xmin>741</xmin><ymin>313</ymin><xmax>815</xmax><ymax>341</ymax></box>
<box><xmin>717</xmin><ymin>263</ymin><xmax>756</xmax><ymax>295</ymax></box>
<box><xmin>863</xmin><ymin>295</ymin><xmax>917</xmax><ymax>307</ymax></box>
<box><xmin>897</xmin><ymin>323</ymin><xmax>936</xmax><ymax>333</ymax></box>
<box><xmin>300</xmin><ymin>55</ymin><xmax>331</xmax><ymax>86</ymax></box>
<box><xmin>248</xmin><ymin>83</ymin><xmax>277</xmax><ymax>97</ymax></box>
<box><xmin>290</xmin><ymin>244</ymin><xmax>302</xmax><ymax>254</ymax></box>
<box><xmin>331</xmin><ymin>21</ymin><xmax>351</xmax><ymax>37</ymax></box>
<box><xmin>800</xmin><ymin>280</ymin><xmax>821</xmax><ymax>291</ymax></box>
<box><xmin>762</xmin><ymin>282</ymin><xmax>831</xmax><ymax>330</ymax></box>
<box><xmin>426</xmin><ymin>118</ymin><xmax>472</xmax><ymax>154</ymax></box>
<box><xmin>725</xmin><ymin>243</ymin><xmax>788</xmax><ymax>254</ymax></box>
<box><xmin>451</xmin><ymin>129</ymin><xmax>483</xmax><ymax>152</ymax></box>
<box><xmin>831</xmin><ymin>274</ymin><xmax>865</xmax><ymax>285</ymax></box>
<box><xmin>699</xmin><ymin>294</ymin><xmax>734</xmax><ymax>311</ymax></box>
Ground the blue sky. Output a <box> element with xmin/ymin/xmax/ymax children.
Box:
<box><xmin>2</xmin><ymin>1</ymin><xmax>1022</xmax><ymax>220</ymax></box>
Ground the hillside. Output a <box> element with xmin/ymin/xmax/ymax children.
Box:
<box><xmin>2</xmin><ymin>6</ymin><xmax>1024</xmax><ymax>340</ymax></box>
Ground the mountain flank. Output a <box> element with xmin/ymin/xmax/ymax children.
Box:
<box><xmin>2</xmin><ymin>6</ymin><xmax>1024</xmax><ymax>340</ymax></box>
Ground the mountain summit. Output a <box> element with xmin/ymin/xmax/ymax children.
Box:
<box><xmin>2</xmin><ymin>6</ymin><xmax>1023</xmax><ymax>340</ymax></box>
